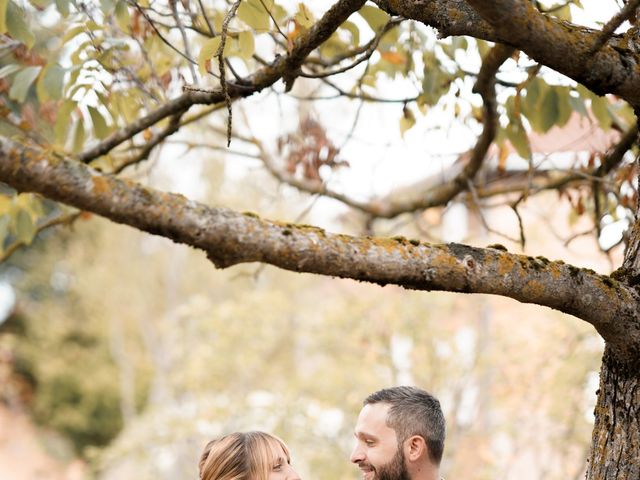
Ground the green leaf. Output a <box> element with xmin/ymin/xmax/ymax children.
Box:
<box><xmin>0</xmin><ymin>63</ymin><xmax>21</xmax><ymax>79</ymax></box>
<box><xmin>550</xmin><ymin>4</ymin><xmax>571</xmax><ymax>21</ymax></box>
<box><xmin>506</xmin><ymin>122</ymin><xmax>531</xmax><ymax>159</ymax></box>
<box><xmin>0</xmin><ymin>0</ymin><xmax>8</xmax><ymax>34</ymax></box>
<box><xmin>576</xmin><ymin>83</ymin><xmax>596</xmax><ymax>101</ymax></box>
<box><xmin>591</xmin><ymin>96</ymin><xmax>612</xmax><ymax>130</ymax></box>
<box><xmin>339</xmin><ymin>20</ymin><xmax>359</xmax><ymax>47</ymax></box>
<box><xmin>294</xmin><ymin>3</ymin><xmax>314</xmax><ymax>28</ymax></box>
<box><xmin>421</xmin><ymin>52</ymin><xmax>449</xmax><ymax>106</ymax></box>
<box><xmin>36</xmin><ymin>63</ymin><xmax>66</xmax><ymax>102</ymax></box>
<box><xmin>358</xmin><ymin>5</ymin><xmax>389</xmax><ymax>32</ymax></box>
<box><xmin>237</xmin><ymin>0</ymin><xmax>270</xmax><ymax>31</ymax></box>
<box><xmin>115</xmin><ymin>0</ymin><xmax>130</xmax><ymax>31</ymax></box>
<box><xmin>29</xmin><ymin>0</ymin><xmax>51</xmax><ymax>9</ymax></box>
<box><xmin>568</xmin><ymin>93</ymin><xmax>588</xmax><ymax>118</ymax></box>
<box><xmin>538</xmin><ymin>87</ymin><xmax>559</xmax><ymax>133</ymax></box>
<box><xmin>55</xmin><ymin>0</ymin><xmax>69</xmax><ymax>17</ymax></box>
<box><xmin>399</xmin><ymin>106</ymin><xmax>415</xmax><ymax>138</ymax></box>
<box><xmin>63</xmin><ymin>25</ymin><xmax>87</xmax><ymax>43</ymax></box>
<box><xmin>88</xmin><ymin>106</ymin><xmax>111</xmax><ymax>140</ymax></box>
<box><xmin>9</xmin><ymin>66</ymin><xmax>41</xmax><ymax>103</ymax></box>
<box><xmin>54</xmin><ymin>99</ymin><xmax>76</xmax><ymax>146</ymax></box>
<box><xmin>442</xmin><ymin>37</ymin><xmax>468</xmax><ymax>59</ymax></box>
<box><xmin>554</xmin><ymin>86</ymin><xmax>572</xmax><ymax>128</ymax></box>
<box><xmin>15</xmin><ymin>209</ymin><xmax>35</xmax><ymax>245</ymax></box>
<box><xmin>198</xmin><ymin>37</ymin><xmax>221</xmax><ymax>75</ymax></box>
<box><xmin>319</xmin><ymin>32</ymin><xmax>347</xmax><ymax>59</ymax></box>
<box><xmin>0</xmin><ymin>215</ymin><xmax>9</xmax><ymax>253</ymax></box>
<box><xmin>7</xmin><ymin>0</ymin><xmax>35</xmax><ymax>48</ymax></box>
<box><xmin>71</xmin><ymin>118</ymin><xmax>86</xmax><ymax>153</ymax></box>
<box><xmin>236</xmin><ymin>30</ymin><xmax>255</xmax><ymax>60</ymax></box>
<box><xmin>476</xmin><ymin>39</ymin><xmax>491</xmax><ymax>59</ymax></box>
<box><xmin>100</xmin><ymin>0</ymin><xmax>114</xmax><ymax>14</ymax></box>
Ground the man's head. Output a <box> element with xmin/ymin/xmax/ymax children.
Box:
<box><xmin>350</xmin><ymin>386</ymin><xmax>445</xmax><ymax>480</ymax></box>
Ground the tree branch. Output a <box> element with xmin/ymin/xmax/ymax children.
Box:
<box><xmin>375</xmin><ymin>0</ymin><xmax>640</xmax><ymax>108</ymax></box>
<box><xmin>77</xmin><ymin>0</ymin><xmax>368</xmax><ymax>163</ymax></box>
<box><xmin>2</xmin><ymin>138</ymin><xmax>640</xmax><ymax>361</ymax></box>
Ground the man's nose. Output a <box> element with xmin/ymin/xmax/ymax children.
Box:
<box><xmin>350</xmin><ymin>444</ymin><xmax>364</xmax><ymax>464</ymax></box>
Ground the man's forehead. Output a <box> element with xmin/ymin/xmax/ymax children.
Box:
<box><xmin>355</xmin><ymin>403</ymin><xmax>394</xmax><ymax>434</ymax></box>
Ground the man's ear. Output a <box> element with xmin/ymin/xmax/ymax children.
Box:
<box><xmin>404</xmin><ymin>435</ymin><xmax>427</xmax><ymax>462</ymax></box>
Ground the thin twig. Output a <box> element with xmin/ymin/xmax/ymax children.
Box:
<box><xmin>258</xmin><ymin>0</ymin><xmax>288</xmax><ymax>40</ymax></box>
<box><xmin>218</xmin><ymin>0</ymin><xmax>242</xmax><ymax>147</ymax></box>
<box><xmin>196</xmin><ymin>0</ymin><xmax>216</xmax><ymax>36</ymax></box>
<box><xmin>299</xmin><ymin>19</ymin><xmax>401</xmax><ymax>79</ymax></box>
<box><xmin>588</xmin><ymin>0</ymin><xmax>640</xmax><ymax>56</ymax></box>
<box><xmin>0</xmin><ymin>212</ymin><xmax>82</xmax><ymax>263</ymax></box>
<box><xmin>467</xmin><ymin>179</ymin><xmax>521</xmax><ymax>245</ymax></box>
<box><xmin>169</xmin><ymin>0</ymin><xmax>198</xmax><ymax>83</ymax></box>
<box><xmin>131</xmin><ymin>0</ymin><xmax>198</xmax><ymax>66</ymax></box>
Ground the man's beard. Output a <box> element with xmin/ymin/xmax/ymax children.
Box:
<box><xmin>373</xmin><ymin>446</ymin><xmax>410</xmax><ymax>480</ymax></box>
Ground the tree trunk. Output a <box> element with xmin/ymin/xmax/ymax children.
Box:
<box><xmin>586</xmin><ymin>346</ymin><xmax>640</xmax><ymax>479</ymax></box>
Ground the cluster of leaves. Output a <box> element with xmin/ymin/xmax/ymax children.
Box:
<box><xmin>0</xmin><ymin>192</ymin><xmax>46</xmax><ymax>255</ymax></box>
<box><xmin>277</xmin><ymin>116</ymin><xmax>347</xmax><ymax>182</ymax></box>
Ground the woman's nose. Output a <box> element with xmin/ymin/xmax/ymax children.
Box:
<box><xmin>287</xmin><ymin>465</ymin><xmax>301</xmax><ymax>480</ymax></box>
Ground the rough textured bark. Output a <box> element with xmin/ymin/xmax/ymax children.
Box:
<box><xmin>587</xmin><ymin>346</ymin><xmax>640</xmax><ymax>480</ymax></box>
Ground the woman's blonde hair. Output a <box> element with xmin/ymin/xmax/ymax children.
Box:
<box><xmin>199</xmin><ymin>431</ymin><xmax>291</xmax><ymax>480</ymax></box>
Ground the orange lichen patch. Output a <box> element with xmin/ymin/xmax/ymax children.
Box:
<box><xmin>496</xmin><ymin>253</ymin><xmax>517</xmax><ymax>276</ymax></box>
<box><xmin>546</xmin><ymin>262</ymin><xmax>564</xmax><ymax>279</ymax></box>
<box><xmin>368</xmin><ymin>237</ymin><xmax>412</xmax><ymax>259</ymax></box>
<box><xmin>521</xmin><ymin>280</ymin><xmax>547</xmax><ymax>299</ymax></box>
<box><xmin>430</xmin><ymin>248</ymin><xmax>462</xmax><ymax>271</ymax></box>
<box><xmin>91</xmin><ymin>176</ymin><xmax>112</xmax><ymax>195</ymax></box>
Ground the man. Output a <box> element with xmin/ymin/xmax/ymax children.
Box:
<box><xmin>350</xmin><ymin>386</ymin><xmax>445</xmax><ymax>480</ymax></box>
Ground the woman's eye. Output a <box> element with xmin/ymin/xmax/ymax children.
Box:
<box><xmin>273</xmin><ymin>464</ymin><xmax>283</xmax><ymax>471</ymax></box>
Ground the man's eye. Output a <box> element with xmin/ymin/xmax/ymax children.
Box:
<box><xmin>365</xmin><ymin>440</ymin><xmax>375</xmax><ymax>446</ymax></box>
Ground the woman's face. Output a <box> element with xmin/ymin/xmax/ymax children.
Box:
<box><xmin>268</xmin><ymin>444</ymin><xmax>301</xmax><ymax>480</ymax></box>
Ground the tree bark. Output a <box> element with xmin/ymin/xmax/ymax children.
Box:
<box><xmin>586</xmin><ymin>346</ymin><xmax>640</xmax><ymax>479</ymax></box>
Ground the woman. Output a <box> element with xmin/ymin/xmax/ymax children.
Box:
<box><xmin>199</xmin><ymin>431</ymin><xmax>302</xmax><ymax>480</ymax></box>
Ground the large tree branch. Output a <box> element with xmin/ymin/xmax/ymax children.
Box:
<box><xmin>374</xmin><ymin>0</ymin><xmax>640</xmax><ymax>108</ymax></box>
<box><xmin>2</xmin><ymin>138</ymin><xmax>640</xmax><ymax>361</ymax></box>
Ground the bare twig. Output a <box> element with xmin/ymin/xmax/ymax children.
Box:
<box><xmin>0</xmin><ymin>212</ymin><xmax>82</xmax><ymax>263</ymax></box>
<box><xmin>588</xmin><ymin>0</ymin><xmax>640</xmax><ymax>56</ymax></box>
<box><xmin>196</xmin><ymin>0</ymin><xmax>216</xmax><ymax>36</ymax></box>
<box><xmin>258</xmin><ymin>0</ymin><xmax>288</xmax><ymax>40</ymax></box>
<box><xmin>131</xmin><ymin>0</ymin><xmax>198</xmax><ymax>66</ymax></box>
<box><xmin>169</xmin><ymin>0</ymin><xmax>198</xmax><ymax>84</ymax></box>
<box><xmin>218</xmin><ymin>0</ymin><xmax>242</xmax><ymax>147</ymax></box>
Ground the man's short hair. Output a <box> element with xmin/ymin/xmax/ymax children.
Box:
<box><xmin>364</xmin><ymin>386</ymin><xmax>445</xmax><ymax>465</ymax></box>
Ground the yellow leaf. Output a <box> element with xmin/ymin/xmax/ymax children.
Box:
<box><xmin>237</xmin><ymin>31</ymin><xmax>255</xmax><ymax>60</ymax></box>
<box><xmin>198</xmin><ymin>37</ymin><xmax>221</xmax><ymax>76</ymax></box>
<box><xmin>0</xmin><ymin>0</ymin><xmax>7</xmax><ymax>34</ymax></box>
<box><xmin>381</xmin><ymin>51</ymin><xmax>405</xmax><ymax>65</ymax></box>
